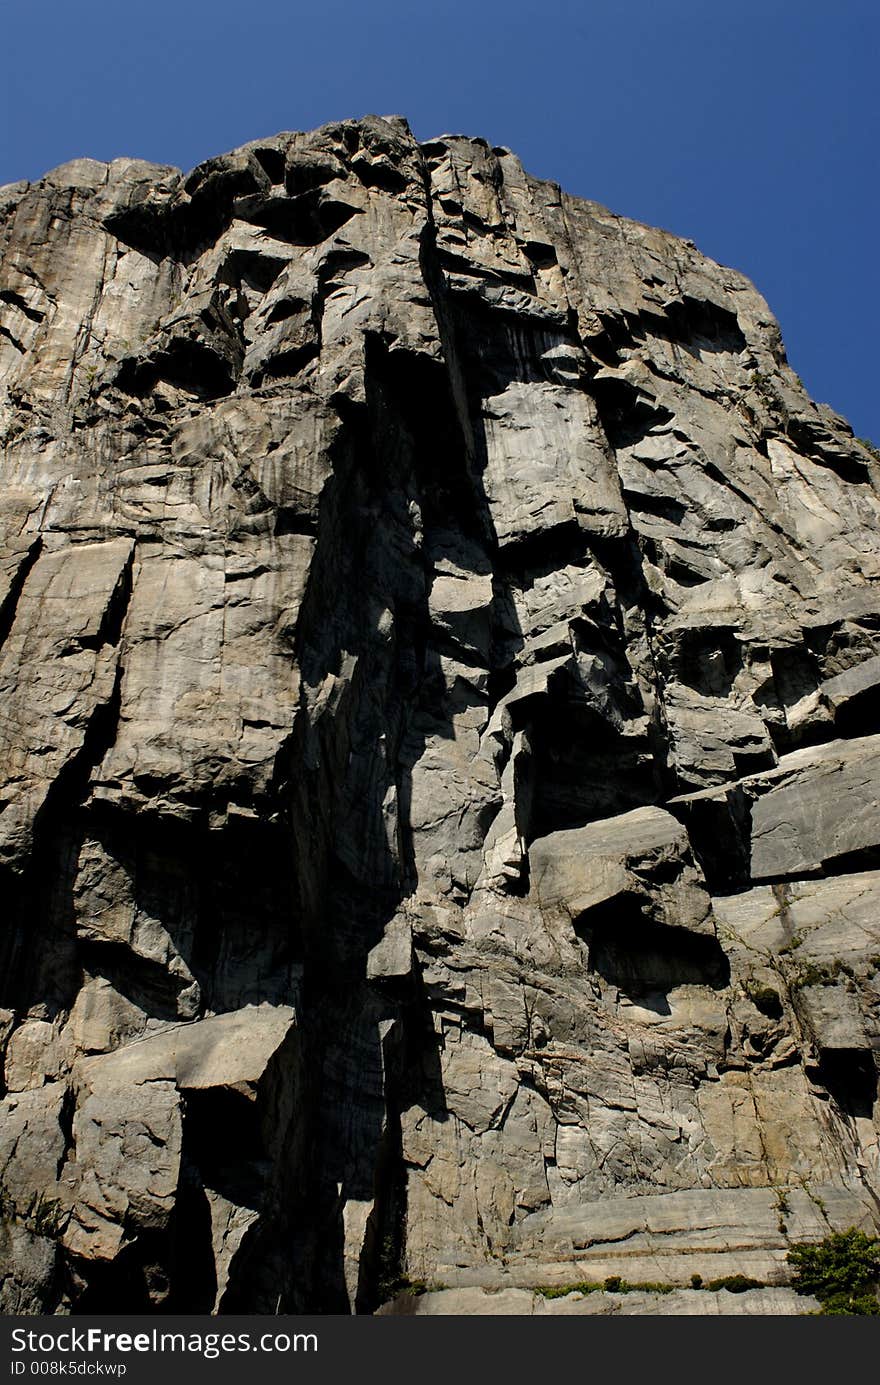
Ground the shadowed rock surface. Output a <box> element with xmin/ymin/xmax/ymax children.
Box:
<box><xmin>1</xmin><ymin>117</ymin><xmax>879</xmax><ymax>1315</ymax></box>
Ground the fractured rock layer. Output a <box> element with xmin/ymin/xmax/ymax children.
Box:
<box><xmin>1</xmin><ymin>117</ymin><xmax>879</xmax><ymax>1314</ymax></box>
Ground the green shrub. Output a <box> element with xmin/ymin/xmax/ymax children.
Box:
<box><xmin>820</xmin><ymin>1292</ymin><xmax>880</xmax><ymax>1316</ymax></box>
<box><xmin>791</xmin><ymin>959</ymin><xmax>849</xmax><ymax>989</ymax></box>
<box><xmin>788</xmin><ymin>1228</ymin><xmax>880</xmax><ymax>1315</ymax></box>
<box><xmin>534</xmin><ymin>1281</ymin><xmax>601</xmax><ymax>1299</ymax></box>
<box><xmin>706</xmin><ymin>1274</ymin><xmax>763</xmax><ymax>1293</ymax></box>
<box><xmin>535</xmin><ymin>1277</ymin><xmax>676</xmax><ymax>1299</ymax></box>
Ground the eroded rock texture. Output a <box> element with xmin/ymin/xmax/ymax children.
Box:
<box><xmin>1</xmin><ymin>117</ymin><xmax>879</xmax><ymax>1315</ymax></box>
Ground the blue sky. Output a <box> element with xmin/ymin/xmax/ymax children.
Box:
<box><xmin>2</xmin><ymin>1</ymin><xmax>877</xmax><ymax>439</ymax></box>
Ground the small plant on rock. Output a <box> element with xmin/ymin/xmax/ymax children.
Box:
<box><xmin>706</xmin><ymin>1274</ymin><xmax>763</xmax><ymax>1294</ymax></box>
<box><xmin>788</xmin><ymin>1228</ymin><xmax>880</xmax><ymax>1315</ymax></box>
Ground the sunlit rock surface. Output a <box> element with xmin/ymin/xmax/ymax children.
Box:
<box><xmin>1</xmin><ymin>118</ymin><xmax>878</xmax><ymax>1315</ymax></box>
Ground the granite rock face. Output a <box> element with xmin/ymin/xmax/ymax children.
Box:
<box><xmin>1</xmin><ymin>117</ymin><xmax>879</xmax><ymax>1315</ymax></box>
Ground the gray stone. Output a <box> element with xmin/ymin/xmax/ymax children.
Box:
<box><xmin>821</xmin><ymin>654</ymin><xmax>880</xmax><ymax>714</ymax></box>
<box><xmin>529</xmin><ymin>806</ymin><xmax>713</xmax><ymax>935</ymax></box>
<box><xmin>670</xmin><ymin>734</ymin><xmax>880</xmax><ymax>888</ymax></box>
<box><xmin>72</xmin><ymin>1003</ymin><xmax>296</xmax><ymax>1095</ymax></box>
<box><xmin>750</xmin><ymin>736</ymin><xmax>880</xmax><ymax>880</ymax></box>
<box><xmin>366</xmin><ymin>917</ymin><xmax>413</xmax><ymax>983</ymax></box>
<box><xmin>1</xmin><ymin>117</ymin><xmax>879</xmax><ymax>1315</ymax></box>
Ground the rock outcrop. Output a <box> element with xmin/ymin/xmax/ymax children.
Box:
<box><xmin>1</xmin><ymin>117</ymin><xmax>878</xmax><ymax>1315</ymax></box>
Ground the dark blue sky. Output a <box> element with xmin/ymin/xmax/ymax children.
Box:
<box><xmin>2</xmin><ymin>1</ymin><xmax>877</xmax><ymax>439</ymax></box>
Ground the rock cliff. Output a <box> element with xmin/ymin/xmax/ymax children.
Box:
<box><xmin>1</xmin><ymin>116</ymin><xmax>878</xmax><ymax>1315</ymax></box>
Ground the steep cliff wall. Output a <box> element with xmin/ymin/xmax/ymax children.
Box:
<box><xmin>1</xmin><ymin>117</ymin><xmax>878</xmax><ymax>1315</ymax></box>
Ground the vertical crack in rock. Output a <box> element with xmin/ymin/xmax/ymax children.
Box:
<box><xmin>1</xmin><ymin>118</ymin><xmax>880</xmax><ymax>1316</ymax></box>
<box><xmin>0</xmin><ymin>537</ymin><xmax>42</xmax><ymax>653</ymax></box>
